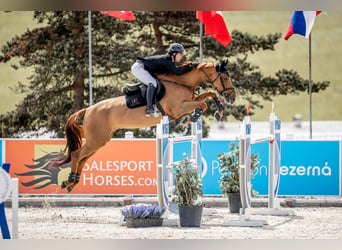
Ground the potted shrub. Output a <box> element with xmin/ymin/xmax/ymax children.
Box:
<box><xmin>120</xmin><ymin>204</ymin><xmax>166</xmax><ymax>228</ymax></box>
<box><xmin>218</xmin><ymin>142</ymin><xmax>259</xmax><ymax>213</ymax></box>
<box><xmin>169</xmin><ymin>155</ymin><xmax>204</xmax><ymax>227</ymax></box>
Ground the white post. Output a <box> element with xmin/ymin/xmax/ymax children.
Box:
<box><xmin>11</xmin><ymin>178</ymin><xmax>18</xmax><ymax>239</ymax></box>
<box><xmin>239</xmin><ymin>115</ymin><xmax>252</xmax><ymax>210</ymax></box>
<box><xmin>191</xmin><ymin>119</ymin><xmax>203</xmax><ymax>173</ymax></box>
<box><xmin>124</xmin><ymin>132</ymin><xmax>134</xmax><ymax>139</ymax></box>
<box><xmin>88</xmin><ymin>11</ymin><xmax>93</xmax><ymax>106</ymax></box>
<box><xmin>156</xmin><ymin>122</ymin><xmax>164</xmax><ymax>207</ymax></box>
<box><xmin>199</xmin><ymin>22</ymin><xmax>203</xmax><ymax>63</ymax></box>
<box><xmin>268</xmin><ymin>112</ymin><xmax>277</xmax><ymax>209</ymax></box>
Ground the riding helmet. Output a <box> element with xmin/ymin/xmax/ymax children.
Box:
<box><xmin>168</xmin><ymin>43</ymin><xmax>185</xmax><ymax>55</ymax></box>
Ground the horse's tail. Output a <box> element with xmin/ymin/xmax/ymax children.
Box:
<box><xmin>49</xmin><ymin>108</ymin><xmax>86</xmax><ymax>168</ymax></box>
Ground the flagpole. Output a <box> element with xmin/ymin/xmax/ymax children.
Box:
<box><xmin>88</xmin><ymin>11</ymin><xmax>93</xmax><ymax>107</ymax></box>
<box><xmin>309</xmin><ymin>33</ymin><xmax>312</xmax><ymax>139</ymax></box>
<box><xmin>199</xmin><ymin>22</ymin><xmax>203</xmax><ymax>63</ymax></box>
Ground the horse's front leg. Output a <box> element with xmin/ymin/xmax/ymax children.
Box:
<box><xmin>171</xmin><ymin>100</ymin><xmax>208</xmax><ymax>122</ymax></box>
<box><xmin>193</xmin><ymin>91</ymin><xmax>217</xmax><ymax>102</ymax></box>
<box><xmin>212</xmin><ymin>97</ymin><xmax>224</xmax><ymax>121</ymax></box>
<box><xmin>193</xmin><ymin>92</ymin><xmax>224</xmax><ymax>121</ymax></box>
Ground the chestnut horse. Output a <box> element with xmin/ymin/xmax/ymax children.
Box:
<box><xmin>50</xmin><ymin>60</ymin><xmax>236</xmax><ymax>192</ymax></box>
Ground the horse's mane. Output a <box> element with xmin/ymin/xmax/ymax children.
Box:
<box><xmin>180</xmin><ymin>61</ymin><xmax>215</xmax><ymax>69</ymax></box>
<box><xmin>197</xmin><ymin>62</ymin><xmax>215</xmax><ymax>69</ymax></box>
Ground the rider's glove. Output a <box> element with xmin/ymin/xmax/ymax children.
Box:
<box><xmin>191</xmin><ymin>62</ymin><xmax>199</xmax><ymax>68</ymax></box>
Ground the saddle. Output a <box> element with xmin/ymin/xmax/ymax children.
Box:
<box><xmin>123</xmin><ymin>79</ymin><xmax>166</xmax><ymax>110</ymax></box>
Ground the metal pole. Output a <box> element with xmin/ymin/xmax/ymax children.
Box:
<box><xmin>309</xmin><ymin>33</ymin><xmax>312</xmax><ymax>139</ymax></box>
<box><xmin>88</xmin><ymin>11</ymin><xmax>93</xmax><ymax>106</ymax></box>
<box><xmin>199</xmin><ymin>22</ymin><xmax>203</xmax><ymax>63</ymax></box>
<box><xmin>11</xmin><ymin>178</ymin><xmax>18</xmax><ymax>239</ymax></box>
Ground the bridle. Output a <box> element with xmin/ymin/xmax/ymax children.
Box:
<box><xmin>198</xmin><ymin>67</ymin><xmax>235</xmax><ymax>99</ymax></box>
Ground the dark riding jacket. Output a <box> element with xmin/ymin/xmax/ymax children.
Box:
<box><xmin>137</xmin><ymin>54</ymin><xmax>193</xmax><ymax>76</ymax></box>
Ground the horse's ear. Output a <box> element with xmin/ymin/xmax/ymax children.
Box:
<box><xmin>215</xmin><ymin>64</ymin><xmax>220</xmax><ymax>72</ymax></box>
<box><xmin>219</xmin><ymin>60</ymin><xmax>226</xmax><ymax>72</ymax></box>
<box><xmin>218</xmin><ymin>59</ymin><xmax>229</xmax><ymax>72</ymax></box>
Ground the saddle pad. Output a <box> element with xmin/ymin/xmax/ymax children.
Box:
<box><xmin>125</xmin><ymin>83</ymin><xmax>166</xmax><ymax>109</ymax></box>
<box><xmin>126</xmin><ymin>92</ymin><xmax>147</xmax><ymax>108</ymax></box>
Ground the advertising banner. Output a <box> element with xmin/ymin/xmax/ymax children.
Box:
<box><xmin>277</xmin><ymin>140</ymin><xmax>340</xmax><ymax>196</ymax></box>
<box><xmin>5</xmin><ymin>140</ymin><xmax>157</xmax><ymax>194</ymax></box>
<box><xmin>3</xmin><ymin>139</ymin><xmax>341</xmax><ymax>196</ymax></box>
<box><xmin>173</xmin><ymin>140</ymin><xmax>341</xmax><ymax>196</ymax></box>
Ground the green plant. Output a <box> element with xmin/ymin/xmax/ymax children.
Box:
<box><xmin>218</xmin><ymin>142</ymin><xmax>259</xmax><ymax>195</ymax></box>
<box><xmin>169</xmin><ymin>155</ymin><xmax>203</xmax><ymax>206</ymax></box>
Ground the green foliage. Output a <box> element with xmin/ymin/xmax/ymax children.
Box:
<box><xmin>218</xmin><ymin>142</ymin><xmax>259</xmax><ymax>195</ymax></box>
<box><xmin>170</xmin><ymin>155</ymin><xmax>203</xmax><ymax>206</ymax></box>
<box><xmin>0</xmin><ymin>11</ymin><xmax>330</xmax><ymax>138</ymax></box>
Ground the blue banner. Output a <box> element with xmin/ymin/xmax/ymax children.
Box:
<box><xmin>278</xmin><ymin>141</ymin><xmax>340</xmax><ymax>196</ymax></box>
<box><xmin>173</xmin><ymin>140</ymin><xmax>341</xmax><ymax>196</ymax></box>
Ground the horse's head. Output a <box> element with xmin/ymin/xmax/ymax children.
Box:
<box><xmin>197</xmin><ymin>60</ymin><xmax>236</xmax><ymax>104</ymax></box>
<box><xmin>212</xmin><ymin>60</ymin><xmax>236</xmax><ymax>104</ymax></box>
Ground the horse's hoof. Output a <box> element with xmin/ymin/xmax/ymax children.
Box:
<box><xmin>191</xmin><ymin>109</ymin><xmax>203</xmax><ymax>122</ymax></box>
<box><xmin>61</xmin><ymin>181</ymin><xmax>67</xmax><ymax>189</ymax></box>
<box><xmin>214</xmin><ymin>111</ymin><xmax>222</xmax><ymax>121</ymax></box>
<box><xmin>67</xmin><ymin>186</ymin><xmax>73</xmax><ymax>193</ymax></box>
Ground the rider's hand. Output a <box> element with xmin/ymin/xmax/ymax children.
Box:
<box><xmin>191</xmin><ymin>62</ymin><xmax>199</xmax><ymax>68</ymax></box>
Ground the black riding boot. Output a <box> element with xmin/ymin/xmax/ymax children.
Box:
<box><xmin>145</xmin><ymin>83</ymin><xmax>156</xmax><ymax>117</ymax></box>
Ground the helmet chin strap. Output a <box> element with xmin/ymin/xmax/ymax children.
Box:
<box><xmin>171</xmin><ymin>52</ymin><xmax>177</xmax><ymax>62</ymax></box>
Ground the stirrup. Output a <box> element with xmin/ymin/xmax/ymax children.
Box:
<box><xmin>145</xmin><ymin>107</ymin><xmax>154</xmax><ymax>117</ymax></box>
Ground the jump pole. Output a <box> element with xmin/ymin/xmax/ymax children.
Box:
<box><xmin>156</xmin><ymin>116</ymin><xmax>202</xmax><ymax>213</ymax></box>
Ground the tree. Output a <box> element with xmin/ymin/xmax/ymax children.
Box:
<box><xmin>0</xmin><ymin>11</ymin><xmax>329</xmax><ymax>138</ymax></box>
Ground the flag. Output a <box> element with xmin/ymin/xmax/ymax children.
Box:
<box><xmin>284</xmin><ymin>11</ymin><xmax>321</xmax><ymax>40</ymax></box>
<box><xmin>196</xmin><ymin>11</ymin><xmax>231</xmax><ymax>47</ymax></box>
<box><xmin>100</xmin><ymin>11</ymin><xmax>136</xmax><ymax>21</ymax></box>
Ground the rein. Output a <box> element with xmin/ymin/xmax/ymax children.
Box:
<box><xmin>158</xmin><ymin>78</ymin><xmax>196</xmax><ymax>92</ymax></box>
<box><xmin>159</xmin><ymin>66</ymin><xmax>235</xmax><ymax>96</ymax></box>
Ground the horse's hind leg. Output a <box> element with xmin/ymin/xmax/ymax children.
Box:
<box><xmin>63</xmin><ymin>150</ymin><xmax>96</xmax><ymax>193</ymax></box>
<box><xmin>61</xmin><ymin>144</ymin><xmax>99</xmax><ymax>192</ymax></box>
<box><xmin>61</xmin><ymin>146</ymin><xmax>85</xmax><ymax>191</ymax></box>
<box><xmin>62</xmin><ymin>132</ymin><xmax>113</xmax><ymax>192</ymax></box>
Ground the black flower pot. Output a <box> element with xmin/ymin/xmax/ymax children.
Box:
<box><xmin>178</xmin><ymin>205</ymin><xmax>203</xmax><ymax>227</ymax></box>
<box><xmin>227</xmin><ymin>192</ymin><xmax>242</xmax><ymax>213</ymax></box>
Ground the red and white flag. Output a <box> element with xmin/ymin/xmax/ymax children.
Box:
<box><xmin>100</xmin><ymin>11</ymin><xmax>136</xmax><ymax>21</ymax></box>
<box><xmin>196</xmin><ymin>11</ymin><xmax>231</xmax><ymax>47</ymax></box>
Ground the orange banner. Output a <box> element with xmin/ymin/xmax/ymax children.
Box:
<box><xmin>6</xmin><ymin>140</ymin><xmax>157</xmax><ymax>195</ymax></box>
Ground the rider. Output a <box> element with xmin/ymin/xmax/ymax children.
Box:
<box><xmin>131</xmin><ymin>43</ymin><xmax>199</xmax><ymax>117</ymax></box>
